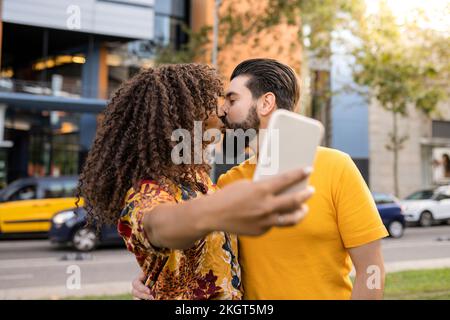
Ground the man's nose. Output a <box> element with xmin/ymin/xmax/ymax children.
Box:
<box><xmin>217</xmin><ymin>103</ymin><xmax>228</xmax><ymax>117</ymax></box>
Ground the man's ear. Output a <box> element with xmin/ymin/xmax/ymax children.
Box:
<box><xmin>259</xmin><ymin>92</ymin><xmax>276</xmax><ymax>116</ymax></box>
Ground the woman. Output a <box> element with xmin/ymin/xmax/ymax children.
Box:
<box><xmin>78</xmin><ymin>63</ymin><xmax>311</xmax><ymax>300</ymax></box>
<box><xmin>443</xmin><ymin>154</ymin><xmax>450</xmax><ymax>178</ymax></box>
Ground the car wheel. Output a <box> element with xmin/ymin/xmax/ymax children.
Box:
<box><xmin>419</xmin><ymin>211</ymin><xmax>434</xmax><ymax>227</ymax></box>
<box><xmin>388</xmin><ymin>221</ymin><xmax>404</xmax><ymax>238</ymax></box>
<box><xmin>72</xmin><ymin>227</ymin><xmax>98</xmax><ymax>252</ymax></box>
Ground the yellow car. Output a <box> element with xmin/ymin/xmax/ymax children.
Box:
<box><xmin>0</xmin><ymin>176</ymin><xmax>83</xmax><ymax>235</ymax></box>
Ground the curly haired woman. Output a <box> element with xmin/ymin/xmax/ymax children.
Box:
<box><xmin>78</xmin><ymin>63</ymin><xmax>312</xmax><ymax>300</ymax></box>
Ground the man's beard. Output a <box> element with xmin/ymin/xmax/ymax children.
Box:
<box><xmin>219</xmin><ymin>104</ymin><xmax>260</xmax><ymax>151</ymax></box>
<box><xmin>220</xmin><ymin>104</ymin><xmax>260</xmax><ymax>131</ymax></box>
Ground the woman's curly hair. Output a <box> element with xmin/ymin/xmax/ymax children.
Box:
<box><xmin>77</xmin><ymin>63</ymin><xmax>223</xmax><ymax>227</ymax></box>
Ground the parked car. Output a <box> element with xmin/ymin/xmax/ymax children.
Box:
<box><xmin>401</xmin><ymin>186</ymin><xmax>450</xmax><ymax>227</ymax></box>
<box><xmin>49</xmin><ymin>207</ymin><xmax>123</xmax><ymax>251</ymax></box>
<box><xmin>0</xmin><ymin>176</ymin><xmax>83</xmax><ymax>235</ymax></box>
<box><xmin>373</xmin><ymin>192</ymin><xmax>406</xmax><ymax>238</ymax></box>
<box><xmin>403</xmin><ymin>188</ymin><xmax>435</xmax><ymax>201</ymax></box>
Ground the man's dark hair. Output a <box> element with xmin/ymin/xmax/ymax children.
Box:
<box><xmin>230</xmin><ymin>58</ymin><xmax>300</xmax><ymax>111</ymax></box>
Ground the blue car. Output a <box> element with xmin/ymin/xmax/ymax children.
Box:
<box><xmin>373</xmin><ymin>193</ymin><xmax>406</xmax><ymax>238</ymax></box>
<box><xmin>49</xmin><ymin>207</ymin><xmax>123</xmax><ymax>251</ymax></box>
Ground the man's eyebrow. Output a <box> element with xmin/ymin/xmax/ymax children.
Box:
<box><xmin>225</xmin><ymin>91</ymin><xmax>238</xmax><ymax>98</ymax></box>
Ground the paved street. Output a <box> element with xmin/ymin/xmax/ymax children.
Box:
<box><xmin>383</xmin><ymin>225</ymin><xmax>450</xmax><ymax>262</ymax></box>
<box><xmin>1</xmin><ymin>225</ymin><xmax>450</xmax><ymax>299</ymax></box>
<box><xmin>0</xmin><ymin>240</ymin><xmax>140</xmax><ymax>299</ymax></box>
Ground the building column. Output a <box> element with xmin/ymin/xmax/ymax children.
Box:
<box><xmin>79</xmin><ymin>37</ymin><xmax>108</xmax><ymax>172</ymax></box>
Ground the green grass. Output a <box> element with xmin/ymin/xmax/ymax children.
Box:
<box><xmin>384</xmin><ymin>268</ymin><xmax>450</xmax><ymax>300</ymax></box>
<box><xmin>65</xmin><ymin>268</ymin><xmax>450</xmax><ymax>300</ymax></box>
<box><xmin>65</xmin><ymin>293</ymin><xmax>132</xmax><ymax>300</ymax></box>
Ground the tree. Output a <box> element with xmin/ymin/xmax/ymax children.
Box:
<box><xmin>152</xmin><ymin>1</ymin><xmax>449</xmax><ymax>196</ymax></box>
<box><xmin>153</xmin><ymin>0</ymin><xmax>366</xmax><ymax>68</ymax></box>
<box><xmin>351</xmin><ymin>1</ymin><xmax>450</xmax><ymax>196</ymax></box>
<box><xmin>217</xmin><ymin>0</ymin><xmax>366</xmax><ymax>145</ymax></box>
<box><xmin>153</xmin><ymin>25</ymin><xmax>212</xmax><ymax>65</ymax></box>
<box><xmin>218</xmin><ymin>0</ymin><xmax>365</xmax><ymax>57</ymax></box>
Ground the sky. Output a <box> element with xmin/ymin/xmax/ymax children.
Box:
<box><xmin>365</xmin><ymin>0</ymin><xmax>450</xmax><ymax>32</ymax></box>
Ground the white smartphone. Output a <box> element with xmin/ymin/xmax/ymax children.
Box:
<box><xmin>253</xmin><ymin>109</ymin><xmax>324</xmax><ymax>193</ymax></box>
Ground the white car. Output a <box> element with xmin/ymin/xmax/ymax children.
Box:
<box><xmin>401</xmin><ymin>186</ymin><xmax>450</xmax><ymax>227</ymax></box>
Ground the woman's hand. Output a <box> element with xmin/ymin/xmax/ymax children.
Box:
<box><xmin>131</xmin><ymin>271</ymin><xmax>152</xmax><ymax>300</ymax></box>
<box><xmin>144</xmin><ymin>167</ymin><xmax>314</xmax><ymax>250</ymax></box>
<box><xmin>199</xmin><ymin>167</ymin><xmax>314</xmax><ymax>236</ymax></box>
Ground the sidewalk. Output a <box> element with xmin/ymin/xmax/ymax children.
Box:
<box><xmin>3</xmin><ymin>257</ymin><xmax>450</xmax><ymax>300</ymax></box>
<box><xmin>385</xmin><ymin>257</ymin><xmax>450</xmax><ymax>273</ymax></box>
<box><xmin>0</xmin><ymin>281</ymin><xmax>131</xmax><ymax>300</ymax></box>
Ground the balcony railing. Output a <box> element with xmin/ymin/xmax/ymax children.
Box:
<box><xmin>0</xmin><ymin>77</ymin><xmax>83</xmax><ymax>98</ymax></box>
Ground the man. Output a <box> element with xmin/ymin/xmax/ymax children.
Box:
<box><xmin>132</xmin><ymin>58</ymin><xmax>388</xmax><ymax>300</ymax></box>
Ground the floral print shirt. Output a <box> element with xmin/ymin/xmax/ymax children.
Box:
<box><xmin>117</xmin><ymin>173</ymin><xmax>242</xmax><ymax>300</ymax></box>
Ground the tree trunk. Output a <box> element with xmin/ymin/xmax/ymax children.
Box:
<box><xmin>393</xmin><ymin>111</ymin><xmax>399</xmax><ymax>197</ymax></box>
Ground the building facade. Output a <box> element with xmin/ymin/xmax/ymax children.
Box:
<box><xmin>329</xmin><ymin>35</ymin><xmax>450</xmax><ymax>197</ymax></box>
<box><xmin>0</xmin><ymin>0</ymin><xmax>190</xmax><ymax>188</ymax></box>
<box><xmin>369</xmin><ymin>101</ymin><xmax>450</xmax><ymax>198</ymax></box>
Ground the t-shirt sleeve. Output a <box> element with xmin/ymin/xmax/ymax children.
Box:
<box><xmin>334</xmin><ymin>153</ymin><xmax>389</xmax><ymax>248</ymax></box>
<box><xmin>117</xmin><ymin>182</ymin><xmax>177</xmax><ymax>257</ymax></box>
<box><xmin>217</xmin><ymin>165</ymin><xmax>247</xmax><ymax>189</ymax></box>
<box><xmin>217</xmin><ymin>173</ymin><xmax>230</xmax><ymax>189</ymax></box>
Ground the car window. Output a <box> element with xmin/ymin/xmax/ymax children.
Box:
<box><xmin>373</xmin><ymin>193</ymin><xmax>395</xmax><ymax>205</ymax></box>
<box><xmin>63</xmin><ymin>180</ymin><xmax>78</xmax><ymax>197</ymax></box>
<box><xmin>405</xmin><ymin>190</ymin><xmax>434</xmax><ymax>200</ymax></box>
<box><xmin>8</xmin><ymin>185</ymin><xmax>37</xmax><ymax>201</ymax></box>
<box><xmin>42</xmin><ymin>181</ymin><xmax>64</xmax><ymax>198</ymax></box>
<box><xmin>42</xmin><ymin>180</ymin><xmax>78</xmax><ymax>198</ymax></box>
<box><xmin>435</xmin><ymin>193</ymin><xmax>450</xmax><ymax>201</ymax></box>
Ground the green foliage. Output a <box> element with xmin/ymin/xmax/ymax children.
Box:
<box><xmin>352</xmin><ymin>0</ymin><xmax>450</xmax><ymax>196</ymax></box>
<box><xmin>352</xmin><ymin>1</ymin><xmax>449</xmax><ymax>116</ymax></box>
<box><xmin>154</xmin><ymin>25</ymin><xmax>212</xmax><ymax>65</ymax></box>
<box><xmin>219</xmin><ymin>0</ymin><xmax>366</xmax><ymax>59</ymax></box>
<box><xmin>154</xmin><ymin>0</ymin><xmax>367</xmax><ymax>64</ymax></box>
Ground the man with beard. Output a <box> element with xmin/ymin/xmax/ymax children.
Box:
<box><xmin>132</xmin><ymin>58</ymin><xmax>388</xmax><ymax>300</ymax></box>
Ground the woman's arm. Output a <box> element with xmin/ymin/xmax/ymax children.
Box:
<box><xmin>144</xmin><ymin>167</ymin><xmax>314</xmax><ymax>250</ymax></box>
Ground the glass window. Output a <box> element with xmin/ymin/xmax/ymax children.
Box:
<box><xmin>155</xmin><ymin>0</ymin><xmax>186</xmax><ymax>18</ymax></box>
<box><xmin>154</xmin><ymin>15</ymin><xmax>171</xmax><ymax>46</ymax></box>
<box><xmin>8</xmin><ymin>185</ymin><xmax>37</xmax><ymax>201</ymax></box>
<box><xmin>373</xmin><ymin>193</ymin><xmax>396</xmax><ymax>205</ymax></box>
<box><xmin>405</xmin><ymin>190</ymin><xmax>434</xmax><ymax>200</ymax></box>
<box><xmin>42</xmin><ymin>181</ymin><xmax>65</xmax><ymax>198</ymax></box>
<box><xmin>154</xmin><ymin>15</ymin><xmax>186</xmax><ymax>47</ymax></box>
<box><xmin>0</xmin><ymin>150</ymin><xmax>7</xmax><ymax>189</ymax></box>
<box><xmin>435</xmin><ymin>193</ymin><xmax>450</xmax><ymax>201</ymax></box>
<box><xmin>26</xmin><ymin>110</ymin><xmax>80</xmax><ymax>177</ymax></box>
<box><xmin>63</xmin><ymin>180</ymin><xmax>78</xmax><ymax>197</ymax></box>
<box><xmin>42</xmin><ymin>180</ymin><xmax>78</xmax><ymax>198</ymax></box>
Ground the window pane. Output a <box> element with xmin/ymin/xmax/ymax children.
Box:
<box><xmin>43</xmin><ymin>181</ymin><xmax>65</xmax><ymax>198</ymax></box>
<box><xmin>9</xmin><ymin>185</ymin><xmax>37</xmax><ymax>201</ymax></box>
<box><xmin>63</xmin><ymin>180</ymin><xmax>78</xmax><ymax>197</ymax></box>
<box><xmin>154</xmin><ymin>15</ymin><xmax>186</xmax><ymax>47</ymax></box>
<box><xmin>155</xmin><ymin>0</ymin><xmax>186</xmax><ymax>18</ymax></box>
<box><xmin>373</xmin><ymin>193</ymin><xmax>395</xmax><ymax>204</ymax></box>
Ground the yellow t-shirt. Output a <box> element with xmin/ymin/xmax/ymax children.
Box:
<box><xmin>217</xmin><ymin>147</ymin><xmax>389</xmax><ymax>300</ymax></box>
